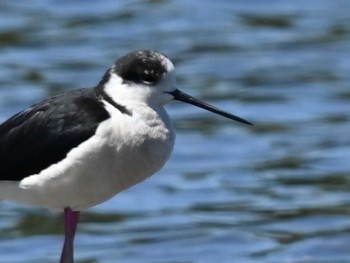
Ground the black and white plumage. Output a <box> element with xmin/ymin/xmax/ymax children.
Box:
<box><xmin>0</xmin><ymin>50</ymin><xmax>252</xmax><ymax>263</ymax></box>
<box><xmin>0</xmin><ymin>88</ymin><xmax>110</xmax><ymax>181</ymax></box>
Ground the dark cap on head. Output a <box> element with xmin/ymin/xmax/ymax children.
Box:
<box><xmin>113</xmin><ymin>50</ymin><xmax>169</xmax><ymax>85</ymax></box>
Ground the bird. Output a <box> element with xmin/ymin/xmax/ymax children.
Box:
<box><xmin>0</xmin><ymin>50</ymin><xmax>252</xmax><ymax>263</ymax></box>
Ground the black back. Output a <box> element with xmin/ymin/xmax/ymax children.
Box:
<box><xmin>0</xmin><ymin>88</ymin><xmax>110</xmax><ymax>181</ymax></box>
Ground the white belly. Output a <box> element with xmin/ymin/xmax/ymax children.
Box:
<box><xmin>0</xmin><ymin>105</ymin><xmax>175</xmax><ymax>211</ymax></box>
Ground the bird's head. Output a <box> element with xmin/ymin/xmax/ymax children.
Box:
<box><xmin>100</xmin><ymin>50</ymin><xmax>253</xmax><ymax>125</ymax></box>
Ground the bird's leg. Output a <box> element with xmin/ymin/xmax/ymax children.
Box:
<box><xmin>60</xmin><ymin>207</ymin><xmax>80</xmax><ymax>263</ymax></box>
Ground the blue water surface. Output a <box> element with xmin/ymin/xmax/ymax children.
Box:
<box><xmin>1</xmin><ymin>0</ymin><xmax>350</xmax><ymax>262</ymax></box>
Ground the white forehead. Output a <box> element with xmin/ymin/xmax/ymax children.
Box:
<box><xmin>159</xmin><ymin>53</ymin><xmax>175</xmax><ymax>73</ymax></box>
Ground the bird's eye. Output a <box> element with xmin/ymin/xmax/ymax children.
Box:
<box><xmin>141</xmin><ymin>70</ymin><xmax>157</xmax><ymax>83</ymax></box>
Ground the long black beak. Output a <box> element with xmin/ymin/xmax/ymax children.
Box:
<box><xmin>169</xmin><ymin>89</ymin><xmax>253</xmax><ymax>126</ymax></box>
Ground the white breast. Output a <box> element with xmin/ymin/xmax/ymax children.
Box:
<box><xmin>0</xmin><ymin>102</ymin><xmax>175</xmax><ymax>211</ymax></box>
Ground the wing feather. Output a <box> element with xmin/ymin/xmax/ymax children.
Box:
<box><xmin>0</xmin><ymin>88</ymin><xmax>110</xmax><ymax>181</ymax></box>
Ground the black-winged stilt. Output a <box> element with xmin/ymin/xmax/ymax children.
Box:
<box><xmin>0</xmin><ymin>50</ymin><xmax>252</xmax><ymax>263</ymax></box>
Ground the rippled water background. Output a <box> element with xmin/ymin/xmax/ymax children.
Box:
<box><xmin>1</xmin><ymin>1</ymin><xmax>350</xmax><ymax>262</ymax></box>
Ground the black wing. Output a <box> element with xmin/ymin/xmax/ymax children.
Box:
<box><xmin>0</xmin><ymin>88</ymin><xmax>110</xmax><ymax>181</ymax></box>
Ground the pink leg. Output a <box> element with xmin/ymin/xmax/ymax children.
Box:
<box><xmin>60</xmin><ymin>207</ymin><xmax>80</xmax><ymax>263</ymax></box>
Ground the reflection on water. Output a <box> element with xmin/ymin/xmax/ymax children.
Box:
<box><xmin>1</xmin><ymin>0</ymin><xmax>350</xmax><ymax>262</ymax></box>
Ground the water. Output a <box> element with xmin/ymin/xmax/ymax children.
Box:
<box><xmin>1</xmin><ymin>0</ymin><xmax>350</xmax><ymax>262</ymax></box>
